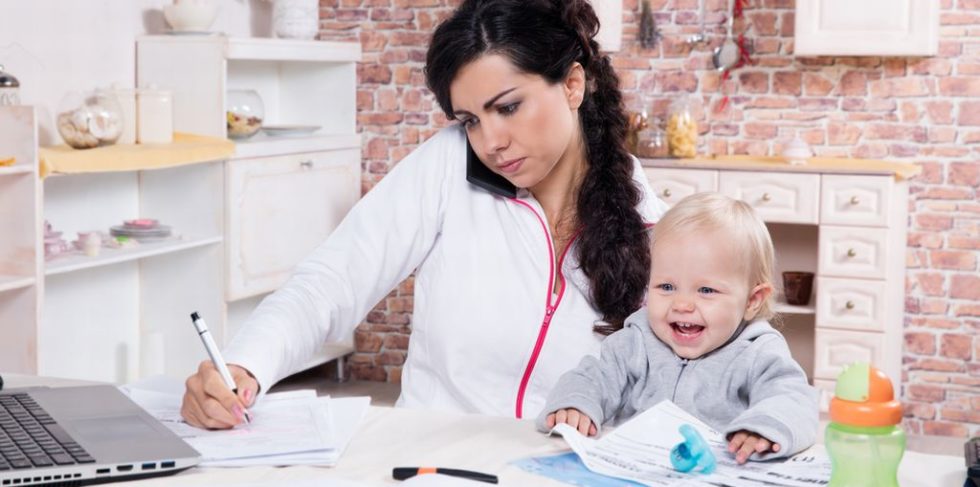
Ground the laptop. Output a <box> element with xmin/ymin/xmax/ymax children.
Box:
<box><xmin>0</xmin><ymin>385</ymin><xmax>200</xmax><ymax>486</ymax></box>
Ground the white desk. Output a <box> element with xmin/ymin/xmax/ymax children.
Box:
<box><xmin>2</xmin><ymin>374</ymin><xmax>968</xmax><ymax>486</ymax></box>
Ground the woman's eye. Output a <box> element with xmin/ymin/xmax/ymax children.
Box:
<box><xmin>698</xmin><ymin>286</ymin><xmax>717</xmax><ymax>294</ymax></box>
<box><xmin>657</xmin><ymin>283</ymin><xmax>674</xmax><ymax>292</ymax></box>
<box><xmin>459</xmin><ymin>117</ymin><xmax>478</xmax><ymax>129</ymax></box>
<box><xmin>499</xmin><ymin>102</ymin><xmax>519</xmax><ymax>115</ymax></box>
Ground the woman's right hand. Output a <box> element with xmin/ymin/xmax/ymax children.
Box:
<box><xmin>181</xmin><ymin>361</ymin><xmax>259</xmax><ymax>429</ymax></box>
<box><xmin>545</xmin><ymin>407</ymin><xmax>597</xmax><ymax>437</ymax></box>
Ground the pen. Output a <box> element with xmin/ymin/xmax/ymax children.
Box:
<box><xmin>189</xmin><ymin>311</ymin><xmax>251</xmax><ymax>424</ymax></box>
<box><xmin>393</xmin><ymin>467</ymin><xmax>498</xmax><ymax>484</ymax></box>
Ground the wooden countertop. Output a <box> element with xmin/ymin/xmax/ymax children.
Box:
<box><xmin>641</xmin><ymin>154</ymin><xmax>922</xmax><ymax>181</ymax></box>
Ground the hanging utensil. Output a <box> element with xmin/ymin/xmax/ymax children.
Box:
<box><xmin>686</xmin><ymin>0</ymin><xmax>707</xmax><ymax>46</ymax></box>
<box><xmin>712</xmin><ymin>0</ymin><xmax>739</xmax><ymax>73</ymax></box>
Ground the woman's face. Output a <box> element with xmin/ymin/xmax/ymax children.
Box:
<box><xmin>449</xmin><ymin>54</ymin><xmax>584</xmax><ymax>190</ymax></box>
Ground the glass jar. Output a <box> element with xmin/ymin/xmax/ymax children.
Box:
<box><xmin>226</xmin><ymin>89</ymin><xmax>264</xmax><ymax>139</ymax></box>
<box><xmin>56</xmin><ymin>90</ymin><xmax>124</xmax><ymax>149</ymax></box>
<box><xmin>636</xmin><ymin>120</ymin><xmax>669</xmax><ymax>158</ymax></box>
<box><xmin>0</xmin><ymin>64</ymin><xmax>21</xmax><ymax>106</ymax></box>
<box><xmin>666</xmin><ymin>95</ymin><xmax>698</xmax><ymax>158</ymax></box>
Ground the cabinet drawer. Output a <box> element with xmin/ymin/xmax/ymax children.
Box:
<box><xmin>818</xmin><ymin>226</ymin><xmax>889</xmax><ymax>279</ymax></box>
<box><xmin>820</xmin><ymin>175</ymin><xmax>892</xmax><ymax>227</ymax></box>
<box><xmin>814</xmin><ymin>329</ymin><xmax>885</xmax><ymax>380</ymax></box>
<box><xmin>643</xmin><ymin>168</ymin><xmax>718</xmax><ymax>207</ymax></box>
<box><xmin>718</xmin><ymin>171</ymin><xmax>820</xmax><ymax>224</ymax></box>
<box><xmin>226</xmin><ymin>149</ymin><xmax>360</xmax><ymax>300</ymax></box>
<box><xmin>815</xmin><ymin>277</ymin><xmax>887</xmax><ymax>332</ymax></box>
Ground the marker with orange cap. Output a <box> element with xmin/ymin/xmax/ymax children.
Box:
<box><xmin>825</xmin><ymin>362</ymin><xmax>905</xmax><ymax>487</ymax></box>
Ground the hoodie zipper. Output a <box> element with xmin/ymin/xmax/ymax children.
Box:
<box><xmin>509</xmin><ymin>198</ymin><xmax>578</xmax><ymax>419</ymax></box>
<box><xmin>671</xmin><ymin>359</ymin><xmax>690</xmax><ymax>402</ymax></box>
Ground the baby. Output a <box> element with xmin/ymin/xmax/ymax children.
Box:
<box><xmin>537</xmin><ymin>192</ymin><xmax>818</xmax><ymax>463</ymax></box>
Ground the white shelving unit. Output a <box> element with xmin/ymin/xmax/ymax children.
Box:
<box><xmin>1</xmin><ymin>37</ymin><xmax>362</xmax><ymax>386</ymax></box>
<box><xmin>138</xmin><ymin>36</ymin><xmax>362</xmax><ymax>380</ymax></box>
<box><xmin>0</xmin><ymin>106</ymin><xmax>42</xmax><ymax>375</ymax></box>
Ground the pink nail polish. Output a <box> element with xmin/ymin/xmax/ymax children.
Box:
<box><xmin>244</xmin><ymin>389</ymin><xmax>253</xmax><ymax>403</ymax></box>
<box><xmin>232</xmin><ymin>405</ymin><xmax>243</xmax><ymax>421</ymax></box>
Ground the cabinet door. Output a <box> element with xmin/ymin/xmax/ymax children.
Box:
<box><xmin>226</xmin><ymin>149</ymin><xmax>360</xmax><ymax>300</ymax></box>
<box><xmin>719</xmin><ymin>171</ymin><xmax>820</xmax><ymax>224</ymax></box>
<box><xmin>814</xmin><ymin>329</ymin><xmax>885</xmax><ymax>380</ymax></box>
<box><xmin>643</xmin><ymin>168</ymin><xmax>718</xmax><ymax>207</ymax></box>
<box><xmin>820</xmin><ymin>175</ymin><xmax>892</xmax><ymax>227</ymax></box>
<box><xmin>794</xmin><ymin>0</ymin><xmax>938</xmax><ymax>56</ymax></box>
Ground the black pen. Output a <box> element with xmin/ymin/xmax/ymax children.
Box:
<box><xmin>393</xmin><ymin>466</ymin><xmax>498</xmax><ymax>484</ymax></box>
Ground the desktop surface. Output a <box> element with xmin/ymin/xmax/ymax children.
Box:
<box><xmin>1</xmin><ymin>373</ymin><xmax>967</xmax><ymax>487</ymax></box>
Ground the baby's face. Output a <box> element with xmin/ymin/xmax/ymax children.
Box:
<box><xmin>646</xmin><ymin>229</ymin><xmax>754</xmax><ymax>359</ymax></box>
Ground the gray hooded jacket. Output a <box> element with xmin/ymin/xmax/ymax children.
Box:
<box><xmin>536</xmin><ymin>308</ymin><xmax>819</xmax><ymax>460</ymax></box>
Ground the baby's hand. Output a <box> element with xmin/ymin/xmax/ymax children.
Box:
<box><xmin>727</xmin><ymin>430</ymin><xmax>780</xmax><ymax>464</ymax></box>
<box><xmin>545</xmin><ymin>408</ymin><xmax>597</xmax><ymax>437</ymax></box>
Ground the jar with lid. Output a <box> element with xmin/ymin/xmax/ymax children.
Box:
<box><xmin>0</xmin><ymin>64</ymin><xmax>20</xmax><ymax>106</ymax></box>
<box><xmin>636</xmin><ymin>118</ymin><xmax>669</xmax><ymax>159</ymax></box>
<box><xmin>56</xmin><ymin>90</ymin><xmax>124</xmax><ymax>149</ymax></box>
<box><xmin>665</xmin><ymin>95</ymin><xmax>698</xmax><ymax>158</ymax></box>
<box><xmin>226</xmin><ymin>89</ymin><xmax>264</xmax><ymax>139</ymax></box>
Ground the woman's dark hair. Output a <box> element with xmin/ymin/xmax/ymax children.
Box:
<box><xmin>425</xmin><ymin>0</ymin><xmax>649</xmax><ymax>334</ymax></box>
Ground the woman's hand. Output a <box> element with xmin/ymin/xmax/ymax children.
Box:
<box><xmin>727</xmin><ymin>430</ymin><xmax>780</xmax><ymax>464</ymax></box>
<box><xmin>545</xmin><ymin>408</ymin><xmax>597</xmax><ymax>437</ymax></box>
<box><xmin>181</xmin><ymin>361</ymin><xmax>259</xmax><ymax>429</ymax></box>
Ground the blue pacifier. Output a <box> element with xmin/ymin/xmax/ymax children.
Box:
<box><xmin>670</xmin><ymin>424</ymin><xmax>716</xmax><ymax>474</ymax></box>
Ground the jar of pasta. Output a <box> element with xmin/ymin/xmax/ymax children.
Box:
<box><xmin>666</xmin><ymin>95</ymin><xmax>698</xmax><ymax>158</ymax></box>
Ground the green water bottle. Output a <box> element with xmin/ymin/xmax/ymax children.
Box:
<box><xmin>826</xmin><ymin>362</ymin><xmax>905</xmax><ymax>487</ymax></box>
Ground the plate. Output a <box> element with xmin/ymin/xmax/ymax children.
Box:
<box><xmin>166</xmin><ymin>30</ymin><xmax>219</xmax><ymax>36</ymax></box>
<box><xmin>261</xmin><ymin>125</ymin><xmax>321</xmax><ymax>136</ymax></box>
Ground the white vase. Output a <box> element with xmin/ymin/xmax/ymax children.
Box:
<box><xmin>273</xmin><ymin>0</ymin><xmax>319</xmax><ymax>40</ymax></box>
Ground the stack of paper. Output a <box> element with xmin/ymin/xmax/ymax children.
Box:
<box><xmin>550</xmin><ymin>400</ymin><xmax>831</xmax><ymax>487</ymax></box>
<box><xmin>121</xmin><ymin>377</ymin><xmax>370</xmax><ymax>467</ymax></box>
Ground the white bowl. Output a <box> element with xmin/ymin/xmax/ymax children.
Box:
<box><xmin>163</xmin><ymin>2</ymin><xmax>219</xmax><ymax>32</ymax></box>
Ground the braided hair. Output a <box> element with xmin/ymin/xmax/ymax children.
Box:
<box><xmin>426</xmin><ymin>0</ymin><xmax>649</xmax><ymax>334</ymax></box>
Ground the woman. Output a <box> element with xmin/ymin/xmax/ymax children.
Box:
<box><xmin>181</xmin><ymin>0</ymin><xmax>668</xmax><ymax>429</ymax></box>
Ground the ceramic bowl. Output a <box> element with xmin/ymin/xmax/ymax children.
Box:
<box><xmin>163</xmin><ymin>2</ymin><xmax>219</xmax><ymax>32</ymax></box>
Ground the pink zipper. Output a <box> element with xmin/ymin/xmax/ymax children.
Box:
<box><xmin>509</xmin><ymin>198</ymin><xmax>578</xmax><ymax>419</ymax></box>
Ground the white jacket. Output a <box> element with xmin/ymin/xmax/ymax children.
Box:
<box><xmin>224</xmin><ymin>125</ymin><xmax>668</xmax><ymax>419</ymax></box>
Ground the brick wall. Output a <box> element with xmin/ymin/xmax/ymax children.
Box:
<box><xmin>319</xmin><ymin>0</ymin><xmax>980</xmax><ymax>436</ymax></box>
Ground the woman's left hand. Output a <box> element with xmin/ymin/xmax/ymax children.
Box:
<box><xmin>727</xmin><ymin>430</ymin><xmax>780</xmax><ymax>464</ymax></box>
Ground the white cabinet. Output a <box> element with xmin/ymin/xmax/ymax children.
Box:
<box><xmin>794</xmin><ymin>0</ymin><xmax>939</xmax><ymax>56</ymax></box>
<box><xmin>643</xmin><ymin>159</ymin><xmax>914</xmax><ymax>411</ymax></box>
<box><xmin>227</xmin><ymin>150</ymin><xmax>360</xmax><ymax>300</ymax></box>
<box><xmin>139</xmin><ymin>36</ymin><xmax>363</xmax><ymax>376</ymax></box>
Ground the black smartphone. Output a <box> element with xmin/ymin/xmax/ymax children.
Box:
<box><xmin>465</xmin><ymin>138</ymin><xmax>517</xmax><ymax>198</ymax></box>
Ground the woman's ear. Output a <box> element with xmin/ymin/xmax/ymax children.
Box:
<box><xmin>743</xmin><ymin>283</ymin><xmax>773</xmax><ymax>321</ymax></box>
<box><xmin>564</xmin><ymin>62</ymin><xmax>586</xmax><ymax>110</ymax></box>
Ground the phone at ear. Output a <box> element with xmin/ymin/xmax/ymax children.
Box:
<box><xmin>466</xmin><ymin>138</ymin><xmax>517</xmax><ymax>198</ymax></box>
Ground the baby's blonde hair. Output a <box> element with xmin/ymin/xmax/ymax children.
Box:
<box><xmin>650</xmin><ymin>192</ymin><xmax>777</xmax><ymax>321</ymax></box>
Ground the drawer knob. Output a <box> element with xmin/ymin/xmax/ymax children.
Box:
<box><xmin>845</xmin><ymin>301</ymin><xmax>855</xmax><ymax>310</ymax></box>
<box><xmin>300</xmin><ymin>160</ymin><xmax>313</xmax><ymax>169</ymax></box>
<box><xmin>761</xmin><ymin>192</ymin><xmax>772</xmax><ymax>202</ymax></box>
<box><xmin>846</xmin><ymin>248</ymin><xmax>857</xmax><ymax>258</ymax></box>
<box><xmin>849</xmin><ymin>195</ymin><xmax>860</xmax><ymax>205</ymax></box>
<box><xmin>662</xmin><ymin>188</ymin><xmax>672</xmax><ymax>198</ymax></box>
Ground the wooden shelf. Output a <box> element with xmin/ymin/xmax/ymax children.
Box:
<box><xmin>0</xmin><ymin>166</ymin><xmax>32</xmax><ymax>176</ymax></box>
<box><xmin>45</xmin><ymin>235</ymin><xmax>223</xmax><ymax>276</ymax></box>
<box><xmin>39</xmin><ymin>133</ymin><xmax>233</xmax><ymax>178</ymax></box>
<box><xmin>232</xmin><ymin>133</ymin><xmax>361</xmax><ymax>160</ymax></box>
<box><xmin>0</xmin><ymin>275</ymin><xmax>36</xmax><ymax>293</ymax></box>
<box><xmin>775</xmin><ymin>300</ymin><xmax>816</xmax><ymax>315</ymax></box>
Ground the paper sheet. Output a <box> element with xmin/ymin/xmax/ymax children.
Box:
<box><xmin>121</xmin><ymin>378</ymin><xmax>370</xmax><ymax>467</ymax></box>
<box><xmin>552</xmin><ymin>400</ymin><xmax>831</xmax><ymax>487</ymax></box>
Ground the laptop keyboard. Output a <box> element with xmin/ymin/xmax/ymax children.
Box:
<box><xmin>0</xmin><ymin>393</ymin><xmax>95</xmax><ymax>471</ymax></box>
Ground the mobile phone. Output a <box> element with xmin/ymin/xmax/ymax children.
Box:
<box><xmin>465</xmin><ymin>138</ymin><xmax>517</xmax><ymax>198</ymax></box>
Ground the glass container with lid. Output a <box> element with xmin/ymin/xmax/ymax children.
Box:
<box><xmin>0</xmin><ymin>64</ymin><xmax>21</xmax><ymax>106</ymax></box>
